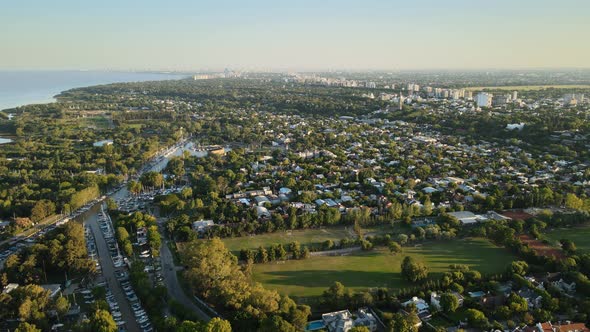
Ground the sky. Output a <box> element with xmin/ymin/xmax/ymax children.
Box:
<box><xmin>1</xmin><ymin>0</ymin><xmax>589</xmax><ymax>71</ymax></box>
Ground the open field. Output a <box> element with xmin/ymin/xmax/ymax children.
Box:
<box><xmin>252</xmin><ymin>238</ymin><xmax>515</xmax><ymax>297</ymax></box>
<box><xmin>221</xmin><ymin>224</ymin><xmax>394</xmax><ymax>255</ymax></box>
<box><xmin>465</xmin><ymin>85</ymin><xmax>590</xmax><ymax>91</ymax></box>
<box><xmin>545</xmin><ymin>225</ymin><xmax>590</xmax><ymax>254</ymax></box>
<box><xmin>518</xmin><ymin>234</ymin><xmax>565</xmax><ymax>259</ymax></box>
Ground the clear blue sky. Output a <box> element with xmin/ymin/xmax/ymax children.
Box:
<box><xmin>1</xmin><ymin>0</ymin><xmax>589</xmax><ymax>71</ymax></box>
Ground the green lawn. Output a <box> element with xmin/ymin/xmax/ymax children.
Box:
<box><xmin>252</xmin><ymin>238</ymin><xmax>515</xmax><ymax>298</ymax></box>
<box><xmin>221</xmin><ymin>224</ymin><xmax>394</xmax><ymax>255</ymax></box>
<box><xmin>545</xmin><ymin>225</ymin><xmax>590</xmax><ymax>253</ymax></box>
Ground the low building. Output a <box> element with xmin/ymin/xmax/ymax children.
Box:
<box><xmin>322</xmin><ymin>310</ymin><xmax>354</xmax><ymax>332</ymax></box>
<box><xmin>40</xmin><ymin>284</ymin><xmax>62</xmax><ymax>298</ymax></box>
<box><xmin>530</xmin><ymin>321</ymin><xmax>589</xmax><ymax>332</ymax></box>
<box><xmin>402</xmin><ymin>297</ymin><xmax>431</xmax><ymax>321</ymax></box>
<box><xmin>192</xmin><ymin>220</ymin><xmax>214</xmax><ymax>233</ymax></box>
<box><xmin>447</xmin><ymin>211</ymin><xmax>479</xmax><ymax>225</ymax></box>
<box><xmin>321</xmin><ymin>308</ymin><xmax>378</xmax><ymax>332</ymax></box>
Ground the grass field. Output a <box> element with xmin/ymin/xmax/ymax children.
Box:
<box><xmin>545</xmin><ymin>225</ymin><xmax>590</xmax><ymax>254</ymax></box>
<box><xmin>465</xmin><ymin>85</ymin><xmax>590</xmax><ymax>91</ymax></box>
<box><xmin>221</xmin><ymin>224</ymin><xmax>395</xmax><ymax>255</ymax></box>
<box><xmin>252</xmin><ymin>238</ymin><xmax>515</xmax><ymax>297</ymax></box>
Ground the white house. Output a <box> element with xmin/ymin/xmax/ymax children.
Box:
<box><xmin>402</xmin><ymin>297</ymin><xmax>431</xmax><ymax>320</ymax></box>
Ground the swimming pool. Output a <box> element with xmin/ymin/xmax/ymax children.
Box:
<box><xmin>306</xmin><ymin>320</ymin><xmax>326</xmax><ymax>331</ymax></box>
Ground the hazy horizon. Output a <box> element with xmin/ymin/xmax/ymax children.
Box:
<box><xmin>2</xmin><ymin>0</ymin><xmax>589</xmax><ymax>71</ymax></box>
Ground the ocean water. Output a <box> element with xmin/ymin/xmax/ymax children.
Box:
<box><xmin>0</xmin><ymin>70</ymin><xmax>187</xmax><ymax>111</ymax></box>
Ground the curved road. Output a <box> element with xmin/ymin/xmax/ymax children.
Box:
<box><xmin>158</xmin><ymin>225</ymin><xmax>211</xmax><ymax>322</ymax></box>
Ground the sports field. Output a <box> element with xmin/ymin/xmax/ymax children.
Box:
<box><xmin>252</xmin><ymin>238</ymin><xmax>515</xmax><ymax>297</ymax></box>
<box><xmin>221</xmin><ymin>224</ymin><xmax>394</xmax><ymax>255</ymax></box>
<box><xmin>545</xmin><ymin>225</ymin><xmax>590</xmax><ymax>254</ymax></box>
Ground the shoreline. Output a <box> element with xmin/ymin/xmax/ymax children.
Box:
<box><xmin>0</xmin><ymin>70</ymin><xmax>187</xmax><ymax>112</ymax></box>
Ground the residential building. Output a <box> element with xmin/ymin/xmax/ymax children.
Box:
<box><xmin>476</xmin><ymin>92</ymin><xmax>493</xmax><ymax>108</ymax></box>
<box><xmin>321</xmin><ymin>308</ymin><xmax>378</xmax><ymax>332</ymax></box>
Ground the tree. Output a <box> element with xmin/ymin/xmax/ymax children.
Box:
<box><xmin>440</xmin><ymin>293</ymin><xmax>459</xmax><ymax>313</ymax></box>
<box><xmin>388</xmin><ymin>241</ymin><xmax>402</xmax><ymax>255</ymax></box>
<box><xmin>30</xmin><ymin>200</ymin><xmax>56</xmax><ymax>222</ymax></box>
<box><xmin>90</xmin><ymin>309</ymin><xmax>117</xmax><ymax>332</ymax></box>
<box><xmin>389</xmin><ymin>312</ymin><xmax>418</xmax><ymax>332</ymax></box>
<box><xmin>564</xmin><ymin>193</ymin><xmax>584</xmax><ymax>210</ymax></box>
<box><xmin>401</xmin><ymin>256</ymin><xmax>428</xmax><ymax>282</ymax></box>
<box><xmin>259</xmin><ymin>315</ymin><xmax>296</xmax><ymax>332</ymax></box>
<box><xmin>560</xmin><ymin>239</ymin><xmax>577</xmax><ymax>254</ymax></box>
<box><xmin>55</xmin><ymin>295</ymin><xmax>70</xmax><ymax>317</ymax></box>
<box><xmin>508</xmin><ymin>261</ymin><xmax>528</xmax><ymax>276</ymax></box>
<box><xmin>465</xmin><ymin>309</ymin><xmax>488</xmax><ymax>329</ymax></box>
<box><xmin>349</xmin><ymin>327</ymin><xmax>371</xmax><ymax>332</ymax></box>
<box><xmin>15</xmin><ymin>322</ymin><xmax>41</xmax><ymax>332</ymax></box>
<box><xmin>205</xmin><ymin>317</ymin><xmax>232</xmax><ymax>332</ymax></box>
<box><xmin>322</xmin><ymin>281</ymin><xmax>348</xmax><ymax>308</ymax></box>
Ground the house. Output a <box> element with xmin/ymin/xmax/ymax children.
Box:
<box><xmin>430</xmin><ymin>292</ymin><xmax>464</xmax><ymax>310</ymax></box>
<box><xmin>402</xmin><ymin>297</ymin><xmax>431</xmax><ymax>321</ymax></box>
<box><xmin>255</xmin><ymin>206</ymin><xmax>271</xmax><ymax>219</ymax></box>
<box><xmin>0</xmin><ymin>221</ymin><xmax>11</xmax><ymax>231</ymax></box>
<box><xmin>254</xmin><ymin>195</ymin><xmax>271</xmax><ymax>206</ymax></box>
<box><xmin>550</xmin><ymin>278</ymin><xmax>576</xmax><ymax>294</ymax></box>
<box><xmin>192</xmin><ymin>220</ymin><xmax>214</xmax><ymax>233</ymax></box>
<box><xmin>533</xmin><ymin>321</ymin><xmax>589</xmax><ymax>332</ymax></box>
<box><xmin>518</xmin><ymin>289</ymin><xmax>543</xmax><ymax>309</ymax></box>
<box><xmin>41</xmin><ymin>284</ymin><xmax>62</xmax><ymax>299</ymax></box>
<box><xmin>322</xmin><ymin>310</ymin><xmax>354</xmax><ymax>332</ymax></box>
<box><xmin>320</xmin><ymin>308</ymin><xmax>378</xmax><ymax>332</ymax></box>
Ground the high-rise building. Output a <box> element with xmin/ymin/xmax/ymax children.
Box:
<box><xmin>399</xmin><ymin>92</ymin><xmax>404</xmax><ymax>110</ymax></box>
<box><xmin>464</xmin><ymin>91</ymin><xmax>473</xmax><ymax>100</ymax></box>
<box><xmin>512</xmin><ymin>91</ymin><xmax>518</xmax><ymax>101</ymax></box>
<box><xmin>476</xmin><ymin>92</ymin><xmax>493</xmax><ymax>108</ymax></box>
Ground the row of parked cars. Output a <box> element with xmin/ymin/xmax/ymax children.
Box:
<box><xmin>100</xmin><ymin>207</ymin><xmax>153</xmax><ymax>332</ymax></box>
<box><xmin>115</xmin><ymin>269</ymin><xmax>152</xmax><ymax>331</ymax></box>
<box><xmin>83</xmin><ymin>224</ymin><xmax>126</xmax><ymax>328</ymax></box>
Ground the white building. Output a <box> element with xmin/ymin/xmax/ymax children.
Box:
<box><xmin>321</xmin><ymin>308</ymin><xmax>378</xmax><ymax>332</ymax></box>
<box><xmin>192</xmin><ymin>220</ymin><xmax>214</xmax><ymax>233</ymax></box>
<box><xmin>476</xmin><ymin>92</ymin><xmax>493</xmax><ymax>108</ymax></box>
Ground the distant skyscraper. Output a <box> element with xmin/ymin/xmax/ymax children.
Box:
<box><xmin>512</xmin><ymin>91</ymin><xmax>518</xmax><ymax>100</ymax></box>
<box><xmin>399</xmin><ymin>92</ymin><xmax>404</xmax><ymax>110</ymax></box>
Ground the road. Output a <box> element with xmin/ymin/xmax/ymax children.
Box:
<box><xmin>87</xmin><ymin>208</ymin><xmax>140</xmax><ymax>332</ymax></box>
<box><xmin>158</xmin><ymin>227</ymin><xmax>211</xmax><ymax>322</ymax></box>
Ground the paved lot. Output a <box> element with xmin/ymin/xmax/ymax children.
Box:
<box><xmin>87</xmin><ymin>209</ymin><xmax>140</xmax><ymax>332</ymax></box>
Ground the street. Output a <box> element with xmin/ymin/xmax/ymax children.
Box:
<box><xmin>158</xmin><ymin>226</ymin><xmax>211</xmax><ymax>322</ymax></box>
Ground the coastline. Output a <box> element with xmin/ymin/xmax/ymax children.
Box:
<box><xmin>0</xmin><ymin>70</ymin><xmax>187</xmax><ymax>111</ymax></box>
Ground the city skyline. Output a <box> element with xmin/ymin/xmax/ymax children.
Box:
<box><xmin>1</xmin><ymin>0</ymin><xmax>589</xmax><ymax>71</ymax></box>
